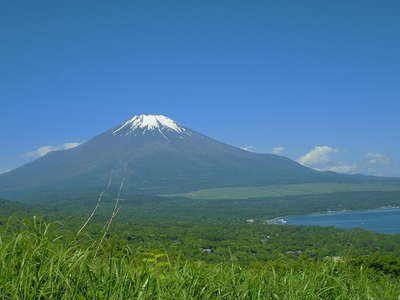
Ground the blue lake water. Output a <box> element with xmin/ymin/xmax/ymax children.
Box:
<box><xmin>286</xmin><ymin>208</ymin><xmax>400</xmax><ymax>234</ymax></box>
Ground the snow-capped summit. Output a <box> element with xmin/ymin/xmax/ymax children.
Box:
<box><xmin>113</xmin><ymin>114</ymin><xmax>186</xmax><ymax>136</ymax></box>
<box><xmin>0</xmin><ymin>111</ymin><xmax>377</xmax><ymax>201</ymax></box>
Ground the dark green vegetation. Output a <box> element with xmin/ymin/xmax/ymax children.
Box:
<box><xmin>0</xmin><ymin>198</ymin><xmax>37</xmax><ymax>216</ymax></box>
<box><xmin>1</xmin><ymin>217</ymin><xmax>400</xmax><ymax>299</ymax></box>
<box><xmin>1</xmin><ymin>186</ymin><xmax>400</xmax><ymax>298</ymax></box>
<box><xmin>2</xmin><ymin>190</ymin><xmax>400</xmax><ymax>262</ymax></box>
<box><xmin>41</xmin><ymin>189</ymin><xmax>400</xmax><ymax>224</ymax></box>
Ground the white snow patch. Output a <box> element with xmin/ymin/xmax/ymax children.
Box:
<box><xmin>113</xmin><ymin>114</ymin><xmax>186</xmax><ymax>135</ymax></box>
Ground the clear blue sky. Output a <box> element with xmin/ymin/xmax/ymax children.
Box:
<box><xmin>1</xmin><ymin>1</ymin><xmax>399</xmax><ymax>176</ymax></box>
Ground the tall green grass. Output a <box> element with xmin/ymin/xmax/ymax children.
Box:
<box><xmin>0</xmin><ymin>218</ymin><xmax>399</xmax><ymax>299</ymax></box>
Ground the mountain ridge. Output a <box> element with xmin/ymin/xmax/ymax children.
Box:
<box><xmin>0</xmin><ymin>114</ymin><xmax>397</xmax><ymax>202</ymax></box>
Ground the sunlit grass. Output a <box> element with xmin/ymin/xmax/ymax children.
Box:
<box><xmin>0</xmin><ymin>218</ymin><xmax>399</xmax><ymax>299</ymax></box>
<box><xmin>164</xmin><ymin>183</ymin><xmax>400</xmax><ymax>200</ymax></box>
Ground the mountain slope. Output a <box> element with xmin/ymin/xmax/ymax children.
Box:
<box><xmin>0</xmin><ymin>115</ymin><xmax>395</xmax><ymax>201</ymax></box>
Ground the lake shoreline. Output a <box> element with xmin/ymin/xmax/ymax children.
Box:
<box><xmin>284</xmin><ymin>207</ymin><xmax>400</xmax><ymax>235</ymax></box>
<box><xmin>288</xmin><ymin>205</ymin><xmax>400</xmax><ymax>218</ymax></box>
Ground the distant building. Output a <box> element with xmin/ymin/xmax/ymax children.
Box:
<box><xmin>200</xmin><ymin>248</ymin><xmax>213</xmax><ymax>253</ymax></box>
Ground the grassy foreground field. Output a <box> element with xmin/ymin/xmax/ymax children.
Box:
<box><xmin>1</xmin><ymin>218</ymin><xmax>400</xmax><ymax>299</ymax></box>
<box><xmin>165</xmin><ymin>183</ymin><xmax>400</xmax><ymax>200</ymax></box>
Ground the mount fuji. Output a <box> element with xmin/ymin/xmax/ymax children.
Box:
<box><xmin>0</xmin><ymin>114</ymin><xmax>384</xmax><ymax>201</ymax></box>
